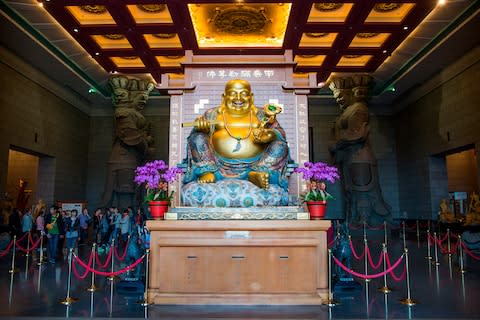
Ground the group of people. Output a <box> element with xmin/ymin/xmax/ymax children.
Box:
<box><xmin>7</xmin><ymin>205</ymin><xmax>147</xmax><ymax>264</ymax></box>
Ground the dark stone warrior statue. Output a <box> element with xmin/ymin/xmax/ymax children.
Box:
<box><xmin>329</xmin><ymin>75</ymin><xmax>391</xmax><ymax>225</ymax></box>
<box><xmin>100</xmin><ymin>76</ymin><xmax>155</xmax><ymax>209</ymax></box>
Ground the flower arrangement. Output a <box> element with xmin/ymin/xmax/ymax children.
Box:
<box><xmin>294</xmin><ymin>161</ymin><xmax>340</xmax><ymax>202</ymax></box>
<box><xmin>134</xmin><ymin>160</ymin><xmax>183</xmax><ymax>204</ymax></box>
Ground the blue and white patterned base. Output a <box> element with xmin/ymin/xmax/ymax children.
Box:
<box><xmin>181</xmin><ymin>179</ymin><xmax>289</xmax><ymax>207</ymax></box>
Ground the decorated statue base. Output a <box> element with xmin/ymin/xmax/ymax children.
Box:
<box><xmin>181</xmin><ymin>179</ymin><xmax>289</xmax><ymax>207</ymax></box>
<box><xmin>166</xmin><ymin>206</ymin><xmax>308</xmax><ymax>220</ymax></box>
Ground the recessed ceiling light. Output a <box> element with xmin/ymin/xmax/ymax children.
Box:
<box><xmin>382</xmin><ymin>49</ymin><xmax>388</xmax><ymax>54</ymax></box>
<box><xmin>438</xmin><ymin>0</ymin><xmax>446</xmax><ymax>5</ymax></box>
<box><xmin>95</xmin><ymin>52</ymin><xmax>100</xmax><ymax>56</ymax></box>
<box><xmin>403</xmin><ymin>26</ymin><xmax>409</xmax><ymax>30</ymax></box>
<box><xmin>37</xmin><ymin>2</ymin><xmax>43</xmax><ymax>7</ymax></box>
<box><xmin>73</xmin><ymin>28</ymin><xmax>79</xmax><ymax>33</ymax></box>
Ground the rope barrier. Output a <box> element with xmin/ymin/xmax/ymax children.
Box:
<box><xmin>332</xmin><ymin>253</ymin><xmax>404</xmax><ymax>279</ymax></box>
<box><xmin>460</xmin><ymin>242</ymin><xmax>480</xmax><ymax>260</ymax></box>
<box><xmin>73</xmin><ymin>253</ymin><xmax>145</xmax><ymax>277</ymax></box>
<box><xmin>95</xmin><ymin>247</ymin><xmax>113</xmax><ymax>269</ymax></box>
<box><xmin>367</xmin><ymin>246</ymin><xmax>384</xmax><ymax>270</ymax></box>
<box><xmin>15</xmin><ymin>237</ymin><xmax>41</xmax><ymax>253</ymax></box>
<box><xmin>113</xmin><ymin>238</ymin><xmax>130</xmax><ymax>262</ymax></box>
<box><xmin>385</xmin><ymin>252</ymin><xmax>407</xmax><ymax>282</ymax></box>
<box><xmin>327</xmin><ymin>236</ymin><xmax>337</xmax><ymax>248</ymax></box>
<box><xmin>16</xmin><ymin>232</ymin><xmax>28</xmax><ymax>243</ymax></box>
<box><xmin>349</xmin><ymin>239</ymin><xmax>365</xmax><ymax>260</ymax></box>
<box><xmin>0</xmin><ymin>240</ymin><xmax>14</xmax><ymax>258</ymax></box>
<box><xmin>366</xmin><ymin>224</ymin><xmax>385</xmax><ymax>231</ymax></box>
<box><xmin>72</xmin><ymin>251</ymin><xmax>94</xmax><ymax>280</ymax></box>
<box><xmin>440</xmin><ymin>241</ymin><xmax>459</xmax><ymax>255</ymax></box>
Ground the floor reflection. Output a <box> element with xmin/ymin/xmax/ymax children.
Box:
<box><xmin>0</xmin><ymin>232</ymin><xmax>480</xmax><ymax>319</ymax></box>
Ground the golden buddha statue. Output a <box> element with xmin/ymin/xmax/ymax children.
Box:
<box><xmin>183</xmin><ymin>79</ymin><xmax>289</xmax><ymax>191</ymax></box>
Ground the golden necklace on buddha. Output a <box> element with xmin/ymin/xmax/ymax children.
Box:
<box><xmin>222</xmin><ymin>110</ymin><xmax>253</xmax><ymax>153</ymax></box>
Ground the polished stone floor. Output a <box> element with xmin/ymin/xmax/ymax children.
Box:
<box><xmin>1</xmin><ymin>227</ymin><xmax>480</xmax><ymax>319</ymax></box>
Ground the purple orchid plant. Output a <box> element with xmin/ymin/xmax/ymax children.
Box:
<box><xmin>294</xmin><ymin>161</ymin><xmax>340</xmax><ymax>202</ymax></box>
<box><xmin>134</xmin><ymin>160</ymin><xmax>183</xmax><ymax>203</ymax></box>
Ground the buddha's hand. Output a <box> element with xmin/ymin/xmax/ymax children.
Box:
<box><xmin>194</xmin><ymin>116</ymin><xmax>210</xmax><ymax>133</ymax></box>
<box><xmin>252</xmin><ymin>128</ymin><xmax>275</xmax><ymax>144</ymax></box>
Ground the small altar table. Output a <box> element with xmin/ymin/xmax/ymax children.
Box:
<box><xmin>146</xmin><ymin>219</ymin><xmax>331</xmax><ymax>305</ymax></box>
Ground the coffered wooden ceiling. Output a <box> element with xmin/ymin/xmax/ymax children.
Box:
<box><xmin>41</xmin><ymin>1</ymin><xmax>437</xmax><ymax>84</ymax></box>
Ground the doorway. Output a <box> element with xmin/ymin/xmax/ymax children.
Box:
<box><xmin>446</xmin><ymin>146</ymin><xmax>479</xmax><ymax>214</ymax></box>
<box><xmin>6</xmin><ymin>147</ymin><xmax>55</xmax><ymax>214</ymax></box>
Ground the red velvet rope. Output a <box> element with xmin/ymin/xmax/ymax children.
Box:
<box><xmin>332</xmin><ymin>253</ymin><xmax>404</xmax><ymax>279</ymax></box>
<box><xmin>366</xmin><ymin>246</ymin><xmax>384</xmax><ymax>270</ymax></box>
<box><xmin>0</xmin><ymin>240</ymin><xmax>14</xmax><ymax>258</ymax></box>
<box><xmin>73</xmin><ymin>253</ymin><xmax>145</xmax><ymax>277</ymax></box>
<box><xmin>349</xmin><ymin>240</ymin><xmax>366</xmax><ymax>260</ymax></box>
<box><xmin>366</xmin><ymin>224</ymin><xmax>385</xmax><ymax>231</ymax></box>
<box><xmin>72</xmin><ymin>251</ymin><xmax>94</xmax><ymax>279</ymax></box>
<box><xmin>437</xmin><ymin>232</ymin><xmax>449</xmax><ymax>243</ymax></box>
<box><xmin>16</xmin><ymin>233</ymin><xmax>28</xmax><ymax>242</ymax></box>
<box><xmin>114</xmin><ymin>239</ymin><xmax>130</xmax><ymax>261</ymax></box>
<box><xmin>385</xmin><ymin>252</ymin><xmax>406</xmax><ymax>282</ymax></box>
<box><xmin>461</xmin><ymin>242</ymin><xmax>480</xmax><ymax>260</ymax></box>
<box><xmin>15</xmin><ymin>237</ymin><xmax>41</xmax><ymax>252</ymax></box>
<box><xmin>440</xmin><ymin>241</ymin><xmax>458</xmax><ymax>255</ymax></box>
<box><xmin>327</xmin><ymin>236</ymin><xmax>337</xmax><ymax>248</ymax></box>
<box><xmin>95</xmin><ymin>247</ymin><xmax>113</xmax><ymax>269</ymax></box>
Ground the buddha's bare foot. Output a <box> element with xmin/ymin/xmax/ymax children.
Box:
<box><xmin>198</xmin><ymin>172</ymin><xmax>216</xmax><ymax>183</ymax></box>
<box><xmin>248</xmin><ymin>171</ymin><xmax>269</xmax><ymax>189</ymax></box>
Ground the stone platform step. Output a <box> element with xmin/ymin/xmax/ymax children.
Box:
<box><xmin>166</xmin><ymin>206</ymin><xmax>308</xmax><ymax>220</ymax></box>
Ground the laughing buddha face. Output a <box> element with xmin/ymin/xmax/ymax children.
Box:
<box><xmin>221</xmin><ymin>79</ymin><xmax>254</xmax><ymax>116</ymax></box>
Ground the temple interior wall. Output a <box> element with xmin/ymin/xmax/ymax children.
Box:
<box><xmin>395</xmin><ymin>47</ymin><xmax>480</xmax><ymax>220</ymax></box>
<box><xmin>0</xmin><ymin>48</ymin><xmax>90</xmax><ymax>207</ymax></box>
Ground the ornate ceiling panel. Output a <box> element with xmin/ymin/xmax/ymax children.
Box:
<box><xmin>37</xmin><ymin>0</ymin><xmax>438</xmax><ymax>84</ymax></box>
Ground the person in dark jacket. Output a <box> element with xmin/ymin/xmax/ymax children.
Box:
<box><xmin>8</xmin><ymin>208</ymin><xmax>21</xmax><ymax>238</ymax></box>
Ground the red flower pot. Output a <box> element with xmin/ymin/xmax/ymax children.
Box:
<box><xmin>307</xmin><ymin>201</ymin><xmax>327</xmax><ymax>220</ymax></box>
<box><xmin>148</xmin><ymin>201</ymin><xmax>169</xmax><ymax>220</ymax></box>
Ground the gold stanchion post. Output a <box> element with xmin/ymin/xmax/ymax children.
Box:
<box><xmin>433</xmin><ymin>232</ymin><xmax>440</xmax><ymax>266</ymax></box>
<box><xmin>425</xmin><ymin>229</ymin><xmax>432</xmax><ymax>260</ymax></box>
<box><xmin>416</xmin><ymin>220</ymin><xmax>420</xmax><ymax>248</ymax></box>
<box><xmin>37</xmin><ymin>233</ymin><xmax>46</xmax><ymax>266</ymax></box>
<box><xmin>25</xmin><ymin>232</ymin><xmax>30</xmax><ymax>258</ymax></box>
<box><xmin>59</xmin><ymin>248</ymin><xmax>79</xmax><ymax>305</ymax></box>
<box><xmin>363</xmin><ymin>223</ymin><xmax>370</xmax><ymax>282</ymax></box>
<box><xmin>447</xmin><ymin>228</ymin><xmax>453</xmax><ymax>278</ymax></box>
<box><xmin>458</xmin><ymin>235</ymin><xmax>466</xmax><ymax>274</ymax></box>
<box><xmin>9</xmin><ymin>235</ymin><xmax>19</xmax><ymax>273</ymax></box>
<box><xmin>378</xmin><ymin>243</ymin><xmax>392</xmax><ymax>293</ymax></box>
<box><xmin>137</xmin><ymin>249</ymin><xmax>152</xmax><ymax>306</ymax></box>
<box><xmin>107</xmin><ymin>240</ymin><xmax>116</xmax><ymax>281</ymax></box>
<box><xmin>87</xmin><ymin>243</ymin><xmax>99</xmax><ymax>292</ymax></box>
<box><xmin>322</xmin><ymin>249</ymin><xmax>339</xmax><ymax>306</ymax></box>
<box><xmin>399</xmin><ymin>248</ymin><xmax>418</xmax><ymax>306</ymax></box>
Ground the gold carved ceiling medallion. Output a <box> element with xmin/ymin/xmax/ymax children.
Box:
<box><xmin>152</xmin><ymin>33</ymin><xmax>176</xmax><ymax>39</ymax></box>
<box><xmin>373</xmin><ymin>3</ymin><xmax>402</xmax><ymax>12</ymax></box>
<box><xmin>79</xmin><ymin>5</ymin><xmax>107</xmax><ymax>14</ymax></box>
<box><xmin>136</xmin><ymin>4</ymin><xmax>167</xmax><ymax>13</ymax></box>
<box><xmin>356</xmin><ymin>33</ymin><xmax>379</xmax><ymax>38</ymax></box>
<box><xmin>212</xmin><ymin>6</ymin><xmax>269</xmax><ymax>34</ymax></box>
<box><xmin>305</xmin><ymin>32</ymin><xmax>330</xmax><ymax>38</ymax></box>
<box><xmin>103</xmin><ymin>34</ymin><xmax>125</xmax><ymax>40</ymax></box>
<box><xmin>314</xmin><ymin>3</ymin><xmax>343</xmax><ymax>12</ymax></box>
